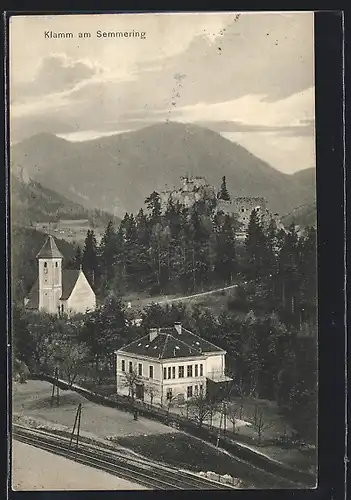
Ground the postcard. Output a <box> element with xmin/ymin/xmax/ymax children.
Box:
<box><xmin>8</xmin><ymin>12</ymin><xmax>317</xmax><ymax>490</ymax></box>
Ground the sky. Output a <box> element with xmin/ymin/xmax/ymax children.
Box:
<box><xmin>9</xmin><ymin>12</ymin><xmax>315</xmax><ymax>174</ymax></box>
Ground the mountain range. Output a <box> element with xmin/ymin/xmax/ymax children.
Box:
<box><xmin>11</xmin><ymin>122</ymin><xmax>316</xmax><ymax>217</ymax></box>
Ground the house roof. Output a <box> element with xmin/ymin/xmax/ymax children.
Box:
<box><xmin>25</xmin><ymin>269</ymin><xmax>83</xmax><ymax>309</ymax></box>
<box><xmin>36</xmin><ymin>235</ymin><xmax>64</xmax><ymax>259</ymax></box>
<box><xmin>118</xmin><ymin>325</ymin><xmax>224</xmax><ymax>360</ymax></box>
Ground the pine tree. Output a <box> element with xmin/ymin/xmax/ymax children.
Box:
<box><xmin>99</xmin><ymin>221</ymin><xmax>117</xmax><ymax>288</ymax></box>
<box><xmin>298</xmin><ymin>226</ymin><xmax>317</xmax><ymax>325</ymax></box>
<box><xmin>277</xmin><ymin>223</ymin><xmax>301</xmax><ymax>319</ymax></box>
<box><xmin>244</xmin><ymin>209</ymin><xmax>266</xmax><ymax>281</ymax></box>
<box><xmin>135</xmin><ymin>208</ymin><xmax>154</xmax><ymax>287</ymax></box>
<box><xmin>82</xmin><ymin>229</ymin><xmax>99</xmax><ymax>285</ymax></box>
<box><xmin>73</xmin><ymin>245</ymin><xmax>82</xmax><ymax>269</ymax></box>
<box><xmin>124</xmin><ymin>214</ymin><xmax>139</xmax><ymax>287</ymax></box>
<box><xmin>213</xmin><ymin>214</ymin><xmax>237</xmax><ymax>285</ymax></box>
<box><xmin>190</xmin><ymin>204</ymin><xmax>212</xmax><ymax>290</ymax></box>
<box><xmin>218</xmin><ymin>176</ymin><xmax>231</xmax><ymax>201</ymax></box>
<box><xmin>145</xmin><ymin>191</ymin><xmax>162</xmax><ymax>222</ymax></box>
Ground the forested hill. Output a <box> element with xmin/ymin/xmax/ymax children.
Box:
<box><xmin>10</xmin><ymin>174</ymin><xmax>120</xmax><ymax>228</ymax></box>
<box><xmin>281</xmin><ymin>202</ymin><xmax>317</xmax><ymax>229</ymax></box>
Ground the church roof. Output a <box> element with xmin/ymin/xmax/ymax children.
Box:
<box><xmin>36</xmin><ymin>235</ymin><xmax>64</xmax><ymax>259</ymax></box>
<box><xmin>25</xmin><ymin>269</ymin><xmax>84</xmax><ymax>309</ymax></box>
<box><xmin>118</xmin><ymin>326</ymin><xmax>224</xmax><ymax>360</ymax></box>
<box><xmin>61</xmin><ymin>270</ymin><xmax>81</xmax><ymax>300</ymax></box>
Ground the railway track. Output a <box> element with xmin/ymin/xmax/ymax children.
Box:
<box><xmin>12</xmin><ymin>425</ymin><xmax>235</xmax><ymax>490</ymax></box>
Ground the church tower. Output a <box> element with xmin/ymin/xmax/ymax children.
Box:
<box><xmin>36</xmin><ymin>235</ymin><xmax>63</xmax><ymax>314</ymax></box>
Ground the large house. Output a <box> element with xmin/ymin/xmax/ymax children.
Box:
<box><xmin>116</xmin><ymin>323</ymin><xmax>232</xmax><ymax>405</ymax></box>
<box><xmin>25</xmin><ymin>234</ymin><xmax>96</xmax><ymax>315</ymax></box>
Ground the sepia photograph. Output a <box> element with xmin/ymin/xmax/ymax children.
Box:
<box><xmin>8</xmin><ymin>11</ymin><xmax>317</xmax><ymax>490</ymax></box>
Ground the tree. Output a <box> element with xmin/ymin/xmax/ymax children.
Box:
<box><xmin>13</xmin><ymin>358</ymin><xmax>30</xmax><ymax>383</ymax></box>
<box><xmin>145</xmin><ymin>191</ymin><xmax>162</xmax><ymax>222</ymax></box>
<box><xmin>227</xmin><ymin>403</ymin><xmax>239</xmax><ymax>434</ymax></box>
<box><xmin>99</xmin><ymin>221</ymin><xmax>117</xmax><ymax>288</ymax></box>
<box><xmin>122</xmin><ymin>366</ymin><xmax>140</xmax><ymax>401</ymax></box>
<box><xmin>299</xmin><ymin>226</ymin><xmax>317</xmax><ymax>324</ymax></box>
<box><xmin>141</xmin><ymin>302</ymin><xmax>166</xmax><ymax>330</ymax></box>
<box><xmin>275</xmin><ymin>223</ymin><xmax>304</xmax><ymax>328</ymax></box>
<box><xmin>134</xmin><ymin>208</ymin><xmax>155</xmax><ymax>288</ymax></box>
<box><xmin>73</xmin><ymin>245</ymin><xmax>82</xmax><ymax>269</ymax></box>
<box><xmin>124</xmin><ymin>214</ymin><xmax>139</xmax><ymax>287</ymax></box>
<box><xmin>144</xmin><ymin>385</ymin><xmax>160</xmax><ymax>406</ymax></box>
<box><xmin>244</xmin><ymin>209</ymin><xmax>267</xmax><ymax>281</ymax></box>
<box><xmin>12</xmin><ymin>305</ymin><xmax>34</xmax><ymax>368</ymax></box>
<box><xmin>213</xmin><ymin>214</ymin><xmax>237</xmax><ymax>285</ymax></box>
<box><xmin>250</xmin><ymin>403</ymin><xmax>274</xmax><ymax>446</ymax></box>
<box><xmin>218</xmin><ymin>176</ymin><xmax>231</xmax><ymax>201</ymax></box>
<box><xmin>82</xmin><ymin>229</ymin><xmax>99</xmax><ymax>285</ymax></box>
<box><xmin>48</xmin><ymin>338</ymin><xmax>89</xmax><ymax>388</ymax></box>
<box><xmin>165</xmin><ymin>393</ymin><xmax>178</xmax><ymax>423</ymax></box>
<box><xmin>26</xmin><ymin>312</ymin><xmax>58</xmax><ymax>372</ymax></box>
<box><xmin>188</xmin><ymin>386</ymin><xmax>215</xmax><ymax>428</ymax></box>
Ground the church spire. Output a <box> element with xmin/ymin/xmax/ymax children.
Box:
<box><xmin>36</xmin><ymin>234</ymin><xmax>64</xmax><ymax>260</ymax></box>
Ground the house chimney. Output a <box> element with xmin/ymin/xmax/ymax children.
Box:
<box><xmin>149</xmin><ymin>328</ymin><xmax>159</xmax><ymax>342</ymax></box>
<box><xmin>174</xmin><ymin>322</ymin><xmax>182</xmax><ymax>335</ymax></box>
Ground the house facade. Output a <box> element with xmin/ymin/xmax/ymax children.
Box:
<box><xmin>25</xmin><ymin>234</ymin><xmax>96</xmax><ymax>315</ymax></box>
<box><xmin>116</xmin><ymin>323</ymin><xmax>232</xmax><ymax>404</ymax></box>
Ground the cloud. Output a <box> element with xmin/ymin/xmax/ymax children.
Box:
<box><xmin>220</xmin><ymin>131</ymin><xmax>315</xmax><ymax>173</ymax></box>
<box><xmin>56</xmin><ymin>129</ymin><xmax>133</xmax><ymax>142</ymax></box>
<box><xmin>11</xmin><ymin>53</ymin><xmax>104</xmax><ymax>103</ymax></box>
<box><xmin>141</xmin><ymin>87</ymin><xmax>315</xmax><ymax>132</ymax></box>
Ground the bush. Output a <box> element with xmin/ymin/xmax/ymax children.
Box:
<box><xmin>13</xmin><ymin>358</ymin><xmax>30</xmax><ymax>383</ymax></box>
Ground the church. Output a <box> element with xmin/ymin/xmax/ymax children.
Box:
<box><xmin>24</xmin><ymin>235</ymin><xmax>96</xmax><ymax>315</ymax></box>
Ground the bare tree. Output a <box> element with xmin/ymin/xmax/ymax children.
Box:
<box><xmin>227</xmin><ymin>403</ymin><xmax>239</xmax><ymax>434</ymax></box>
<box><xmin>166</xmin><ymin>393</ymin><xmax>178</xmax><ymax>423</ymax></box>
<box><xmin>250</xmin><ymin>403</ymin><xmax>274</xmax><ymax>446</ymax></box>
<box><xmin>144</xmin><ymin>384</ymin><xmax>160</xmax><ymax>406</ymax></box>
<box><xmin>122</xmin><ymin>367</ymin><xmax>140</xmax><ymax>402</ymax></box>
<box><xmin>235</xmin><ymin>376</ymin><xmax>247</xmax><ymax>419</ymax></box>
<box><xmin>187</xmin><ymin>386</ymin><xmax>216</xmax><ymax>429</ymax></box>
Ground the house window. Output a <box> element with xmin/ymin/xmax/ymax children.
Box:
<box><xmin>200</xmin><ymin>364</ymin><xmax>203</xmax><ymax>376</ymax></box>
<box><xmin>166</xmin><ymin>388</ymin><xmax>173</xmax><ymax>401</ymax></box>
<box><xmin>129</xmin><ymin>361</ymin><xmax>133</xmax><ymax>373</ymax></box>
<box><xmin>172</xmin><ymin>366</ymin><xmax>176</xmax><ymax>379</ymax></box>
<box><xmin>194</xmin><ymin>385</ymin><xmax>199</xmax><ymax>396</ymax></box>
<box><xmin>187</xmin><ymin>365</ymin><xmax>193</xmax><ymax>378</ymax></box>
<box><xmin>121</xmin><ymin>360</ymin><xmax>125</xmax><ymax>372</ymax></box>
<box><xmin>55</xmin><ymin>262</ymin><xmax>58</xmax><ymax>267</ymax></box>
<box><xmin>149</xmin><ymin>366</ymin><xmax>154</xmax><ymax>379</ymax></box>
<box><xmin>179</xmin><ymin>366</ymin><xmax>184</xmax><ymax>378</ymax></box>
<box><xmin>44</xmin><ymin>262</ymin><xmax>48</xmax><ymax>274</ymax></box>
<box><xmin>187</xmin><ymin>386</ymin><xmax>193</xmax><ymax>398</ymax></box>
<box><xmin>195</xmin><ymin>364</ymin><xmax>198</xmax><ymax>377</ymax></box>
<box><xmin>138</xmin><ymin>363</ymin><xmax>143</xmax><ymax>376</ymax></box>
<box><xmin>168</xmin><ymin>367</ymin><xmax>172</xmax><ymax>379</ymax></box>
<box><xmin>200</xmin><ymin>384</ymin><xmax>203</xmax><ymax>395</ymax></box>
<box><xmin>163</xmin><ymin>367</ymin><xmax>167</xmax><ymax>379</ymax></box>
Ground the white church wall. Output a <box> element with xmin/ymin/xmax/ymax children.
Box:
<box><xmin>66</xmin><ymin>272</ymin><xmax>96</xmax><ymax>313</ymax></box>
